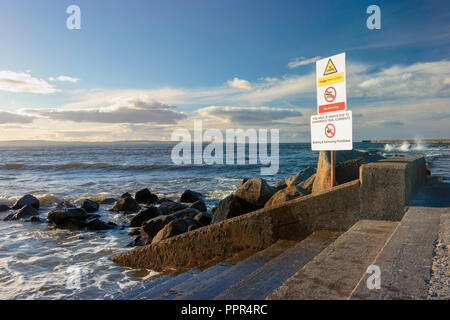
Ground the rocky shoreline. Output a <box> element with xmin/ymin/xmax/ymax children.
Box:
<box><xmin>0</xmin><ymin>150</ymin><xmax>430</xmax><ymax>253</ymax></box>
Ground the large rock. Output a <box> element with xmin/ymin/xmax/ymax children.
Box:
<box><xmin>158</xmin><ymin>200</ymin><xmax>187</xmax><ymax>215</ymax></box>
<box><xmin>234</xmin><ymin>178</ymin><xmax>275</xmax><ymax>209</ymax></box>
<box><xmin>194</xmin><ymin>212</ymin><xmax>212</xmax><ymax>226</ymax></box>
<box><xmin>47</xmin><ymin>211</ymin><xmax>86</xmax><ymax>230</ymax></box>
<box><xmin>285</xmin><ymin>167</ymin><xmax>315</xmax><ymax>187</ymax></box>
<box><xmin>129</xmin><ymin>206</ymin><xmax>161</xmax><ymax>227</ymax></box>
<box><xmin>264</xmin><ymin>186</ymin><xmax>306</xmax><ymax>208</ymax></box>
<box><xmin>81</xmin><ymin>199</ymin><xmax>99</xmax><ymax>213</ymax></box>
<box><xmin>86</xmin><ymin>219</ymin><xmax>117</xmax><ymax>231</ymax></box>
<box><xmin>9</xmin><ymin>205</ymin><xmax>39</xmax><ymax>220</ymax></box>
<box><xmin>180</xmin><ymin>190</ymin><xmax>202</xmax><ymax>203</ymax></box>
<box><xmin>188</xmin><ymin>200</ymin><xmax>207</xmax><ymax>212</ymax></box>
<box><xmin>152</xmin><ymin>218</ymin><xmax>202</xmax><ymax>243</ymax></box>
<box><xmin>211</xmin><ymin>194</ymin><xmax>255</xmax><ymax>224</ymax></box>
<box><xmin>12</xmin><ymin>194</ymin><xmax>39</xmax><ymax>210</ymax></box>
<box><xmin>141</xmin><ymin>215</ymin><xmax>177</xmax><ymax>238</ymax></box>
<box><xmin>65</xmin><ymin>208</ymin><xmax>88</xmax><ymax>220</ymax></box>
<box><xmin>296</xmin><ymin>173</ymin><xmax>316</xmax><ymax>194</ymax></box>
<box><xmin>312</xmin><ymin>150</ymin><xmax>384</xmax><ymax>193</ymax></box>
<box><xmin>110</xmin><ymin>196</ymin><xmax>140</xmax><ymax>213</ymax></box>
<box><xmin>135</xmin><ymin>188</ymin><xmax>158</xmax><ymax>204</ymax></box>
<box><xmin>169</xmin><ymin>208</ymin><xmax>200</xmax><ymax>219</ymax></box>
<box><xmin>55</xmin><ymin>200</ymin><xmax>76</xmax><ymax>211</ymax></box>
<box><xmin>0</xmin><ymin>204</ymin><xmax>10</xmax><ymax>212</ymax></box>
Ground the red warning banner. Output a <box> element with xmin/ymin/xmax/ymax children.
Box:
<box><xmin>318</xmin><ymin>101</ymin><xmax>346</xmax><ymax>114</ymax></box>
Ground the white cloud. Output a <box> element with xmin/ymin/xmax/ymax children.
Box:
<box><xmin>0</xmin><ymin>70</ymin><xmax>59</xmax><ymax>94</ymax></box>
<box><xmin>49</xmin><ymin>75</ymin><xmax>80</xmax><ymax>83</ymax></box>
<box><xmin>287</xmin><ymin>56</ymin><xmax>321</xmax><ymax>69</ymax></box>
<box><xmin>24</xmin><ymin>96</ymin><xmax>187</xmax><ymax>124</ymax></box>
<box><xmin>227</xmin><ymin>77</ymin><xmax>252</xmax><ymax>90</ymax></box>
<box><xmin>196</xmin><ymin>106</ymin><xmax>302</xmax><ymax>124</ymax></box>
<box><xmin>349</xmin><ymin>60</ymin><xmax>450</xmax><ymax>98</ymax></box>
<box><xmin>0</xmin><ymin>111</ymin><xmax>35</xmax><ymax>124</ymax></box>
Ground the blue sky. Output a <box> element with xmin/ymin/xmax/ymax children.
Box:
<box><xmin>0</xmin><ymin>0</ymin><xmax>449</xmax><ymax>142</ymax></box>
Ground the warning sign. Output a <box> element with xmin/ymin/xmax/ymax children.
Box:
<box><xmin>325</xmin><ymin>123</ymin><xmax>336</xmax><ymax>138</ymax></box>
<box><xmin>316</xmin><ymin>53</ymin><xmax>346</xmax><ymax>114</ymax></box>
<box><xmin>324</xmin><ymin>87</ymin><xmax>336</xmax><ymax>102</ymax></box>
<box><xmin>323</xmin><ymin>59</ymin><xmax>337</xmax><ymax>75</ymax></box>
<box><xmin>311</xmin><ymin>110</ymin><xmax>352</xmax><ymax>151</ymax></box>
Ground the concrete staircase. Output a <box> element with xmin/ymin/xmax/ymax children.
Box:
<box><xmin>119</xmin><ymin>181</ymin><xmax>449</xmax><ymax>300</ymax></box>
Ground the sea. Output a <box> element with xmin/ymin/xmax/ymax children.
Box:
<box><xmin>0</xmin><ymin>141</ymin><xmax>448</xmax><ymax>299</ymax></box>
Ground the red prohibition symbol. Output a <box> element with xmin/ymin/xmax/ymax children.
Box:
<box><xmin>325</xmin><ymin>123</ymin><xmax>336</xmax><ymax>138</ymax></box>
<box><xmin>324</xmin><ymin>86</ymin><xmax>336</xmax><ymax>102</ymax></box>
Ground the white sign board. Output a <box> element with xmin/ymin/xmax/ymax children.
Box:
<box><xmin>311</xmin><ymin>110</ymin><xmax>353</xmax><ymax>150</ymax></box>
<box><xmin>316</xmin><ymin>53</ymin><xmax>346</xmax><ymax>114</ymax></box>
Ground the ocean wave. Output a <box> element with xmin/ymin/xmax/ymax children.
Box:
<box><xmin>0</xmin><ymin>162</ymin><xmax>212</xmax><ymax>172</ymax></box>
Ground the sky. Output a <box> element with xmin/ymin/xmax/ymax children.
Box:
<box><xmin>0</xmin><ymin>0</ymin><xmax>449</xmax><ymax>142</ymax></box>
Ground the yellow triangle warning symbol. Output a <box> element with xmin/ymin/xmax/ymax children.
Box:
<box><xmin>323</xmin><ymin>59</ymin><xmax>337</xmax><ymax>75</ymax></box>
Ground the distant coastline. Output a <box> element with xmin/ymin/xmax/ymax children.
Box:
<box><xmin>362</xmin><ymin>139</ymin><xmax>450</xmax><ymax>144</ymax></box>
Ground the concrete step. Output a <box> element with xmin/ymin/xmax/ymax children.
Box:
<box><xmin>156</xmin><ymin>263</ymin><xmax>231</xmax><ymax>300</ymax></box>
<box><xmin>116</xmin><ymin>274</ymin><xmax>173</xmax><ymax>300</ymax></box>
<box><xmin>214</xmin><ymin>230</ymin><xmax>341</xmax><ymax>300</ymax></box>
<box><xmin>267</xmin><ymin>220</ymin><xmax>399</xmax><ymax>300</ymax></box>
<box><xmin>351</xmin><ymin>182</ymin><xmax>449</xmax><ymax>300</ymax></box>
<box><xmin>173</xmin><ymin>240</ymin><xmax>297</xmax><ymax>300</ymax></box>
<box><xmin>133</xmin><ymin>268</ymin><xmax>201</xmax><ymax>300</ymax></box>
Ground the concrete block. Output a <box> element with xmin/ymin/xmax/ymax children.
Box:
<box><xmin>360</xmin><ymin>157</ymin><xmax>426</xmax><ymax>221</ymax></box>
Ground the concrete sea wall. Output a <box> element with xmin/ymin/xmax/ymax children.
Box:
<box><xmin>112</xmin><ymin>156</ymin><xmax>427</xmax><ymax>272</ymax></box>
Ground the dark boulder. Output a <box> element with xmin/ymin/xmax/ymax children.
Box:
<box><xmin>152</xmin><ymin>218</ymin><xmax>201</xmax><ymax>243</ymax></box>
<box><xmin>0</xmin><ymin>204</ymin><xmax>10</xmax><ymax>212</ymax></box>
<box><xmin>47</xmin><ymin>210</ymin><xmax>87</xmax><ymax>230</ymax></box>
<box><xmin>129</xmin><ymin>206</ymin><xmax>161</xmax><ymax>227</ymax></box>
<box><xmin>234</xmin><ymin>178</ymin><xmax>275</xmax><ymax>209</ymax></box>
<box><xmin>66</xmin><ymin>208</ymin><xmax>88</xmax><ymax>220</ymax></box>
<box><xmin>180</xmin><ymin>190</ymin><xmax>202</xmax><ymax>203</ymax></box>
<box><xmin>158</xmin><ymin>200</ymin><xmax>187</xmax><ymax>215</ymax></box>
<box><xmin>296</xmin><ymin>173</ymin><xmax>315</xmax><ymax>195</ymax></box>
<box><xmin>110</xmin><ymin>196</ymin><xmax>140</xmax><ymax>213</ymax></box>
<box><xmin>285</xmin><ymin>167</ymin><xmax>316</xmax><ymax>187</ymax></box>
<box><xmin>265</xmin><ymin>186</ymin><xmax>306</xmax><ymax>208</ymax></box>
<box><xmin>141</xmin><ymin>215</ymin><xmax>177</xmax><ymax>238</ymax></box>
<box><xmin>121</xmin><ymin>192</ymin><xmax>132</xmax><ymax>198</ymax></box>
<box><xmin>211</xmin><ymin>194</ymin><xmax>256</xmax><ymax>224</ymax></box>
<box><xmin>134</xmin><ymin>188</ymin><xmax>158</xmax><ymax>204</ymax></box>
<box><xmin>12</xmin><ymin>194</ymin><xmax>39</xmax><ymax>210</ymax></box>
<box><xmin>63</xmin><ymin>218</ymin><xmax>86</xmax><ymax>230</ymax></box>
<box><xmin>9</xmin><ymin>205</ymin><xmax>39</xmax><ymax>220</ymax></box>
<box><xmin>188</xmin><ymin>200</ymin><xmax>207</xmax><ymax>212</ymax></box>
<box><xmin>81</xmin><ymin>199</ymin><xmax>99</xmax><ymax>213</ymax></box>
<box><xmin>55</xmin><ymin>200</ymin><xmax>76</xmax><ymax>211</ymax></box>
<box><xmin>86</xmin><ymin>218</ymin><xmax>117</xmax><ymax>231</ymax></box>
<box><xmin>194</xmin><ymin>212</ymin><xmax>212</xmax><ymax>226</ymax></box>
<box><xmin>169</xmin><ymin>208</ymin><xmax>200</xmax><ymax>219</ymax></box>
<box><xmin>47</xmin><ymin>210</ymin><xmax>69</xmax><ymax>226</ymax></box>
<box><xmin>127</xmin><ymin>235</ymin><xmax>143</xmax><ymax>247</ymax></box>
